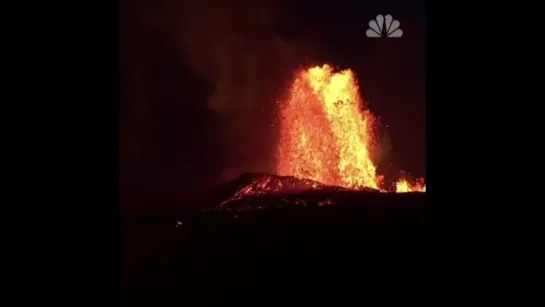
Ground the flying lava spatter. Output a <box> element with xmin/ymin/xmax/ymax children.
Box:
<box><xmin>276</xmin><ymin>64</ymin><xmax>424</xmax><ymax>193</ymax></box>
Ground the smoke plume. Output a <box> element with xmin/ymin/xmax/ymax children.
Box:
<box><xmin>177</xmin><ymin>0</ymin><xmax>301</xmax><ymax>183</ymax></box>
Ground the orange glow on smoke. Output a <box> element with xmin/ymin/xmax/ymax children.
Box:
<box><xmin>276</xmin><ymin>64</ymin><xmax>424</xmax><ymax>193</ymax></box>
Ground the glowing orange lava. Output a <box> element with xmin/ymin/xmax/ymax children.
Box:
<box><xmin>276</xmin><ymin>64</ymin><xmax>424</xmax><ymax>193</ymax></box>
<box><xmin>395</xmin><ymin>178</ymin><xmax>426</xmax><ymax>193</ymax></box>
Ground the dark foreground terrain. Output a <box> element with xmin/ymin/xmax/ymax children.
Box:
<box><xmin>121</xmin><ymin>197</ymin><xmax>427</xmax><ymax>303</ymax></box>
<box><xmin>121</xmin><ymin>175</ymin><xmax>427</xmax><ymax>304</ymax></box>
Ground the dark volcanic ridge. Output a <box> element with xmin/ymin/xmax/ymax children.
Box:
<box><xmin>205</xmin><ymin>172</ymin><xmax>423</xmax><ymax>211</ymax></box>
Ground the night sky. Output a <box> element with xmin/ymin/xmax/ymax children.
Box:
<box><xmin>119</xmin><ymin>0</ymin><xmax>426</xmax><ymax>210</ymax></box>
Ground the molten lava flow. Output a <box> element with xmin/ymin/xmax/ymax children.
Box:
<box><xmin>276</xmin><ymin>64</ymin><xmax>425</xmax><ymax>192</ymax></box>
<box><xmin>395</xmin><ymin>178</ymin><xmax>426</xmax><ymax>193</ymax></box>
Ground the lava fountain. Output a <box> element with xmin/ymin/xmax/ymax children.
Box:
<box><xmin>276</xmin><ymin>64</ymin><xmax>424</xmax><ymax>193</ymax></box>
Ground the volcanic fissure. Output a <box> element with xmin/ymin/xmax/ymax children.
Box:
<box><xmin>221</xmin><ymin>64</ymin><xmax>425</xmax><ymax>205</ymax></box>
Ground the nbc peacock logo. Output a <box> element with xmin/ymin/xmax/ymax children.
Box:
<box><xmin>366</xmin><ymin>14</ymin><xmax>403</xmax><ymax>38</ymax></box>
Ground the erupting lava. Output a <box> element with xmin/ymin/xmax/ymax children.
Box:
<box><xmin>276</xmin><ymin>64</ymin><xmax>424</xmax><ymax>193</ymax></box>
<box><xmin>395</xmin><ymin>178</ymin><xmax>426</xmax><ymax>193</ymax></box>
